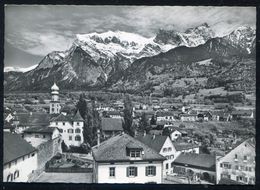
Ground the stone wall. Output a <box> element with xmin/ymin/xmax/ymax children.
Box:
<box><xmin>37</xmin><ymin>136</ymin><xmax>62</xmax><ymax>169</ymax></box>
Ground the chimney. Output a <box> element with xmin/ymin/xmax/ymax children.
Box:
<box><xmin>97</xmin><ymin>129</ymin><xmax>100</xmax><ymax>147</ymax></box>
<box><xmin>143</xmin><ymin>130</ymin><xmax>146</xmax><ymax>137</ymax></box>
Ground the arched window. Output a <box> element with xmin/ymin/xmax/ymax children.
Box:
<box><xmin>7</xmin><ymin>174</ymin><xmax>13</xmax><ymax>182</ymax></box>
<box><xmin>75</xmin><ymin>135</ymin><xmax>81</xmax><ymax>141</ymax></box>
<box><xmin>14</xmin><ymin>170</ymin><xmax>19</xmax><ymax>179</ymax></box>
<box><xmin>75</xmin><ymin>128</ymin><xmax>81</xmax><ymax>133</ymax></box>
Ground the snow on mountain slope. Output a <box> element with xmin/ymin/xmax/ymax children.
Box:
<box><xmin>4</xmin><ymin>64</ymin><xmax>38</xmax><ymax>73</ymax></box>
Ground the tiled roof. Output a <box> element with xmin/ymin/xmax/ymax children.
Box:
<box><xmin>156</xmin><ymin>111</ymin><xmax>174</xmax><ymax>117</ymax></box>
<box><xmin>107</xmin><ymin>111</ymin><xmax>122</xmax><ymax>116</ymax></box>
<box><xmin>173</xmin><ymin>142</ymin><xmax>199</xmax><ymax>151</ymax></box>
<box><xmin>23</xmin><ymin>126</ymin><xmax>58</xmax><ymax>134</ymax></box>
<box><xmin>218</xmin><ymin>178</ymin><xmax>244</xmax><ymax>185</ymax></box>
<box><xmin>136</xmin><ymin>134</ymin><xmax>168</xmax><ymax>153</ymax></box>
<box><xmin>92</xmin><ymin>133</ymin><xmax>165</xmax><ymax>162</ymax></box>
<box><xmin>231</xmin><ymin>110</ymin><xmax>253</xmax><ymax>116</ymax></box>
<box><xmin>14</xmin><ymin>112</ymin><xmax>50</xmax><ymax>126</ymax></box>
<box><xmin>4</xmin><ymin>132</ymin><xmax>36</xmax><ymax>164</ymax></box>
<box><xmin>101</xmin><ymin>118</ymin><xmax>123</xmax><ymax>131</ymax></box>
<box><xmin>173</xmin><ymin>153</ymin><xmax>215</xmax><ymax>170</ymax></box>
<box><xmin>73</xmin><ymin>110</ymin><xmax>84</xmax><ymax>121</ymax></box>
<box><xmin>50</xmin><ymin>113</ymin><xmax>72</xmax><ymax>122</ymax></box>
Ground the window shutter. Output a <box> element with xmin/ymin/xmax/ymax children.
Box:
<box><xmin>135</xmin><ymin>167</ymin><xmax>138</xmax><ymax>176</ymax></box>
<box><xmin>145</xmin><ymin>167</ymin><xmax>148</xmax><ymax>176</ymax></box>
<box><xmin>126</xmin><ymin>167</ymin><xmax>129</xmax><ymax>177</ymax></box>
<box><xmin>153</xmin><ymin>166</ymin><xmax>156</xmax><ymax>176</ymax></box>
<box><xmin>126</xmin><ymin>149</ymin><xmax>130</xmax><ymax>156</ymax></box>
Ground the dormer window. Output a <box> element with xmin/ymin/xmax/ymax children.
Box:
<box><xmin>130</xmin><ymin>150</ymin><xmax>141</xmax><ymax>158</ymax></box>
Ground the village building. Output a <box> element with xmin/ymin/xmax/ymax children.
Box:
<box><xmin>106</xmin><ymin>110</ymin><xmax>123</xmax><ymax>119</ymax></box>
<box><xmin>3</xmin><ymin>132</ymin><xmax>38</xmax><ymax>182</ymax></box>
<box><xmin>136</xmin><ymin>134</ymin><xmax>177</xmax><ymax>178</ymax></box>
<box><xmin>101</xmin><ymin>117</ymin><xmax>124</xmax><ymax>138</ymax></box>
<box><xmin>172</xmin><ymin>153</ymin><xmax>216</xmax><ymax>184</ymax></box>
<box><xmin>11</xmin><ymin>112</ymin><xmax>50</xmax><ymax>134</ymax></box>
<box><xmin>156</xmin><ymin>111</ymin><xmax>176</xmax><ymax>122</ymax></box>
<box><xmin>216</xmin><ymin>138</ymin><xmax>255</xmax><ymax>185</ymax></box>
<box><xmin>179</xmin><ymin>114</ymin><xmax>197</xmax><ymax>122</ymax></box>
<box><xmin>49</xmin><ymin>110</ymin><xmax>84</xmax><ymax>147</ymax></box>
<box><xmin>23</xmin><ymin>126</ymin><xmax>60</xmax><ymax>147</ymax></box>
<box><xmin>92</xmin><ymin>133</ymin><xmax>165</xmax><ymax>184</ymax></box>
<box><xmin>172</xmin><ymin>142</ymin><xmax>200</xmax><ymax>155</ymax></box>
<box><xmin>231</xmin><ymin>110</ymin><xmax>254</xmax><ymax>120</ymax></box>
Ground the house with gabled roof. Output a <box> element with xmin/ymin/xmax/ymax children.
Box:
<box><xmin>12</xmin><ymin>112</ymin><xmax>50</xmax><ymax>134</ymax></box>
<box><xmin>216</xmin><ymin>138</ymin><xmax>255</xmax><ymax>185</ymax></box>
<box><xmin>3</xmin><ymin>132</ymin><xmax>38</xmax><ymax>182</ymax></box>
<box><xmin>23</xmin><ymin>126</ymin><xmax>60</xmax><ymax>147</ymax></box>
<box><xmin>136</xmin><ymin>134</ymin><xmax>177</xmax><ymax>178</ymax></box>
<box><xmin>92</xmin><ymin>133</ymin><xmax>165</xmax><ymax>184</ymax></box>
<box><xmin>49</xmin><ymin>110</ymin><xmax>84</xmax><ymax>147</ymax></box>
<box><xmin>101</xmin><ymin>117</ymin><xmax>123</xmax><ymax>138</ymax></box>
<box><xmin>172</xmin><ymin>152</ymin><xmax>216</xmax><ymax>184</ymax></box>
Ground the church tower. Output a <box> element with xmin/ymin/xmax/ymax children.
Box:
<box><xmin>50</xmin><ymin>82</ymin><xmax>61</xmax><ymax>114</ymax></box>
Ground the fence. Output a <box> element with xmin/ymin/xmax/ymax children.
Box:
<box><xmin>45</xmin><ymin>167</ymin><xmax>93</xmax><ymax>173</ymax></box>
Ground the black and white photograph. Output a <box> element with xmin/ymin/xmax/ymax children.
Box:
<box><xmin>3</xmin><ymin>5</ymin><xmax>256</xmax><ymax>185</ymax></box>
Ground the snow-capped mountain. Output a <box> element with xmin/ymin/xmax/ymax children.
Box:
<box><xmin>4</xmin><ymin>23</ymin><xmax>256</xmax><ymax>92</ymax></box>
<box><xmin>154</xmin><ymin>23</ymin><xmax>215</xmax><ymax>47</ymax></box>
<box><xmin>4</xmin><ymin>64</ymin><xmax>38</xmax><ymax>73</ymax></box>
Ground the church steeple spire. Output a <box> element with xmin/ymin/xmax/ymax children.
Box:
<box><xmin>50</xmin><ymin>82</ymin><xmax>61</xmax><ymax>114</ymax></box>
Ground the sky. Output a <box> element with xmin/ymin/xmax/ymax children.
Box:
<box><xmin>5</xmin><ymin>5</ymin><xmax>256</xmax><ymax>68</ymax></box>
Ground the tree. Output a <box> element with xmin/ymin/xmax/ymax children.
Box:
<box><xmin>162</xmin><ymin>127</ymin><xmax>171</xmax><ymax>136</ymax></box>
<box><xmin>139</xmin><ymin>113</ymin><xmax>150</xmax><ymax>133</ymax></box>
<box><xmin>76</xmin><ymin>94</ymin><xmax>101</xmax><ymax>147</ymax></box>
<box><xmin>61</xmin><ymin>140</ymin><xmax>69</xmax><ymax>152</ymax></box>
<box><xmin>150</xmin><ymin>115</ymin><xmax>157</xmax><ymax>125</ymax></box>
<box><xmin>123</xmin><ymin>95</ymin><xmax>134</xmax><ymax>136</ymax></box>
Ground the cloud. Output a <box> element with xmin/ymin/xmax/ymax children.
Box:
<box><xmin>5</xmin><ymin>5</ymin><xmax>256</xmax><ymax>58</ymax></box>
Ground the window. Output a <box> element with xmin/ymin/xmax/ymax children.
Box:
<box><xmin>249</xmin><ymin>167</ymin><xmax>252</xmax><ymax>172</ymax></box>
<box><xmin>77</xmin><ymin>122</ymin><xmax>80</xmax><ymax>126</ymax></box>
<box><xmin>130</xmin><ymin>150</ymin><xmax>141</xmax><ymax>158</ymax></box>
<box><xmin>43</xmin><ymin>135</ymin><xmax>46</xmax><ymax>138</ymax></box>
<box><xmin>75</xmin><ymin>128</ymin><xmax>81</xmax><ymax>133</ymax></box>
<box><xmin>14</xmin><ymin>170</ymin><xmax>19</xmax><ymax>179</ymax></box>
<box><xmin>35</xmin><ymin>135</ymin><xmax>39</xmax><ymax>138</ymax></box>
<box><xmin>7</xmin><ymin>174</ymin><xmax>13</xmax><ymax>182</ymax></box>
<box><xmin>244</xmin><ymin>156</ymin><xmax>247</xmax><ymax>161</ymax></box>
<box><xmin>146</xmin><ymin>166</ymin><xmax>156</xmax><ymax>176</ymax></box>
<box><xmin>60</xmin><ymin>129</ymin><xmax>63</xmax><ymax>133</ymax></box>
<box><xmin>31</xmin><ymin>153</ymin><xmax>35</xmax><ymax>157</ymax></box>
<box><xmin>68</xmin><ymin>129</ymin><xmax>74</xmax><ymax>133</ymax></box>
<box><xmin>235</xmin><ymin>154</ymin><xmax>238</xmax><ymax>160</ymax></box>
<box><xmin>63</xmin><ymin>122</ymin><xmax>65</xmax><ymax>126</ymax></box>
<box><xmin>127</xmin><ymin>166</ymin><xmax>137</xmax><ymax>177</ymax></box>
<box><xmin>75</xmin><ymin>135</ymin><xmax>81</xmax><ymax>141</ymax></box>
<box><xmin>168</xmin><ymin>147</ymin><xmax>172</xmax><ymax>151</ymax></box>
<box><xmin>235</xmin><ymin>165</ymin><xmax>238</xmax><ymax>170</ymax></box>
<box><xmin>56</xmin><ymin>122</ymin><xmax>58</xmax><ymax>125</ymax></box>
<box><xmin>163</xmin><ymin>148</ymin><xmax>167</xmax><ymax>152</ymax></box>
<box><xmin>109</xmin><ymin>167</ymin><xmax>115</xmax><ymax>177</ymax></box>
<box><xmin>220</xmin><ymin>163</ymin><xmax>223</xmax><ymax>168</ymax></box>
<box><xmin>166</xmin><ymin>163</ymin><xmax>169</xmax><ymax>169</ymax></box>
<box><xmin>69</xmin><ymin>136</ymin><xmax>72</xmax><ymax>141</ymax></box>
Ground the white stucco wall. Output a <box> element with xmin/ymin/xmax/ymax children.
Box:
<box><xmin>216</xmin><ymin>140</ymin><xmax>255</xmax><ymax>184</ymax></box>
<box><xmin>3</xmin><ymin>151</ymin><xmax>38</xmax><ymax>182</ymax></box>
<box><xmin>50</xmin><ymin>121</ymin><xmax>83</xmax><ymax>147</ymax></box>
<box><xmin>96</xmin><ymin>161</ymin><xmax>163</xmax><ymax>184</ymax></box>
